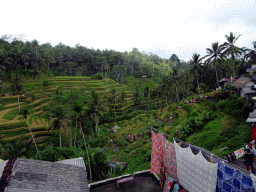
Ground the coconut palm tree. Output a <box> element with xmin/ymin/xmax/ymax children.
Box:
<box><xmin>108</xmin><ymin>88</ymin><xmax>119</xmax><ymax>119</ymax></box>
<box><xmin>47</xmin><ymin>106</ymin><xmax>69</xmax><ymax>147</ymax></box>
<box><xmin>158</xmin><ymin>76</ymin><xmax>170</xmax><ymax>106</ymax></box>
<box><xmin>183</xmin><ymin>73</ymin><xmax>193</xmax><ymax>97</ymax></box>
<box><xmin>19</xmin><ymin>109</ymin><xmax>38</xmax><ymax>153</ymax></box>
<box><xmin>144</xmin><ymin>87</ymin><xmax>150</xmax><ymax>110</ymax></box>
<box><xmin>221</xmin><ymin>32</ymin><xmax>245</xmax><ymax>77</ymax></box>
<box><xmin>169</xmin><ymin>68</ymin><xmax>180</xmax><ymax>103</ymax></box>
<box><xmin>203</xmin><ymin>42</ymin><xmax>225</xmax><ymax>87</ymax></box>
<box><xmin>87</xmin><ymin>90</ymin><xmax>108</xmax><ymax>137</ymax></box>
<box><xmin>118</xmin><ymin>90</ymin><xmax>127</xmax><ymax>116</ymax></box>
<box><xmin>133</xmin><ymin>88</ymin><xmax>141</xmax><ymax>108</ymax></box>
<box><xmin>189</xmin><ymin>53</ymin><xmax>203</xmax><ymax>95</ymax></box>
<box><xmin>72</xmin><ymin>103</ymin><xmax>84</xmax><ymax>146</ymax></box>
<box><xmin>11</xmin><ymin>75</ymin><xmax>23</xmax><ymax>112</ymax></box>
<box><xmin>150</xmin><ymin>89</ymin><xmax>157</xmax><ymax>108</ymax></box>
<box><xmin>2</xmin><ymin>137</ymin><xmax>33</xmax><ymax>159</ymax></box>
<box><xmin>244</xmin><ymin>41</ymin><xmax>256</xmax><ymax>64</ymax></box>
<box><xmin>104</xmin><ymin>62</ymin><xmax>110</xmax><ymax>78</ymax></box>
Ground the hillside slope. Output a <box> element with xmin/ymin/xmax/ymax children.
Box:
<box><xmin>101</xmin><ymin>99</ymin><xmax>251</xmax><ymax>175</ymax></box>
<box><xmin>0</xmin><ymin>76</ymin><xmax>140</xmax><ymax>145</ymax></box>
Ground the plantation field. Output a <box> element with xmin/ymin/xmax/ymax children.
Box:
<box><xmin>0</xmin><ymin>76</ymin><xmax>163</xmax><ymax>145</ymax></box>
<box><xmin>101</xmin><ymin>98</ymin><xmax>251</xmax><ymax>175</ymax></box>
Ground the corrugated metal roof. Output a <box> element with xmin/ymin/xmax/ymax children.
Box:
<box><xmin>249</xmin><ymin>110</ymin><xmax>256</xmax><ymax>118</ymax></box>
<box><xmin>57</xmin><ymin>157</ymin><xmax>86</xmax><ymax>170</ymax></box>
<box><xmin>246</xmin><ymin>117</ymin><xmax>256</xmax><ymax>122</ymax></box>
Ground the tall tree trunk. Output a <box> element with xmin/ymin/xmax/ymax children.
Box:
<box><xmin>232</xmin><ymin>59</ymin><xmax>235</xmax><ymax>78</ymax></box>
<box><xmin>122</xmin><ymin>103</ymin><xmax>124</xmax><ymax>116</ymax></box>
<box><xmin>27</xmin><ymin>118</ymin><xmax>38</xmax><ymax>153</ymax></box>
<box><xmin>60</xmin><ymin>128</ymin><xmax>62</xmax><ymax>147</ymax></box>
<box><xmin>214</xmin><ymin>61</ymin><xmax>219</xmax><ymax>87</ymax></box>
<box><xmin>197</xmin><ymin>78</ymin><xmax>200</xmax><ymax>95</ymax></box>
<box><xmin>114</xmin><ymin>104</ymin><xmax>116</xmax><ymax>119</ymax></box>
<box><xmin>70</xmin><ymin>118</ymin><xmax>72</xmax><ymax>148</ymax></box>
<box><xmin>95</xmin><ymin>113</ymin><xmax>99</xmax><ymax>137</ymax></box>
<box><xmin>166</xmin><ymin>97</ymin><xmax>168</xmax><ymax>107</ymax></box>
<box><xmin>176</xmin><ymin>86</ymin><xmax>179</xmax><ymax>103</ymax></box>
<box><xmin>74</xmin><ymin>119</ymin><xmax>77</xmax><ymax>146</ymax></box>
<box><xmin>18</xmin><ymin>95</ymin><xmax>20</xmax><ymax>113</ymax></box>
<box><xmin>82</xmin><ymin>130</ymin><xmax>93</xmax><ymax>182</ymax></box>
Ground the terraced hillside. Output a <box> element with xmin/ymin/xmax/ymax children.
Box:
<box><xmin>0</xmin><ymin>76</ymin><xmax>160</xmax><ymax>145</ymax></box>
<box><xmin>100</xmin><ymin>98</ymin><xmax>252</xmax><ymax>175</ymax></box>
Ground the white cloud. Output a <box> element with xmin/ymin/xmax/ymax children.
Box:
<box><xmin>1</xmin><ymin>0</ymin><xmax>256</xmax><ymax>59</ymax></box>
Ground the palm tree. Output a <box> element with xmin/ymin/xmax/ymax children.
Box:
<box><xmin>203</xmin><ymin>42</ymin><xmax>225</xmax><ymax>87</ymax></box>
<box><xmin>73</xmin><ymin>104</ymin><xmax>84</xmax><ymax>146</ymax></box>
<box><xmin>108</xmin><ymin>88</ymin><xmax>119</xmax><ymax>119</ymax></box>
<box><xmin>158</xmin><ymin>76</ymin><xmax>170</xmax><ymax>106</ymax></box>
<box><xmin>150</xmin><ymin>89</ymin><xmax>157</xmax><ymax>108</ymax></box>
<box><xmin>118</xmin><ymin>91</ymin><xmax>127</xmax><ymax>116</ymax></box>
<box><xmin>3</xmin><ymin>137</ymin><xmax>33</xmax><ymax>159</ymax></box>
<box><xmin>144</xmin><ymin>87</ymin><xmax>150</xmax><ymax>110</ymax></box>
<box><xmin>133</xmin><ymin>88</ymin><xmax>141</xmax><ymax>108</ymax></box>
<box><xmin>244</xmin><ymin>41</ymin><xmax>256</xmax><ymax>64</ymax></box>
<box><xmin>19</xmin><ymin>109</ymin><xmax>38</xmax><ymax>153</ymax></box>
<box><xmin>87</xmin><ymin>90</ymin><xmax>108</xmax><ymax>137</ymax></box>
<box><xmin>189</xmin><ymin>54</ymin><xmax>203</xmax><ymax>95</ymax></box>
<box><xmin>31</xmin><ymin>39</ymin><xmax>40</xmax><ymax>70</ymax></box>
<box><xmin>183</xmin><ymin>73</ymin><xmax>193</xmax><ymax>97</ymax></box>
<box><xmin>169</xmin><ymin>68</ymin><xmax>180</xmax><ymax>103</ymax></box>
<box><xmin>11</xmin><ymin>75</ymin><xmax>23</xmax><ymax>112</ymax></box>
<box><xmin>47</xmin><ymin>106</ymin><xmax>69</xmax><ymax>147</ymax></box>
<box><xmin>21</xmin><ymin>50</ymin><xmax>30</xmax><ymax>70</ymax></box>
<box><xmin>221</xmin><ymin>32</ymin><xmax>245</xmax><ymax>77</ymax></box>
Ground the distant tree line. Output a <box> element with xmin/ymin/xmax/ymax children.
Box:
<box><xmin>0</xmin><ymin>35</ymin><xmax>182</xmax><ymax>83</ymax></box>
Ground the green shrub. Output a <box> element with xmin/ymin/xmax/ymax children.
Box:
<box><xmin>42</xmin><ymin>80</ymin><xmax>49</xmax><ymax>87</ymax></box>
<box><xmin>181</xmin><ymin>105</ymin><xmax>194</xmax><ymax>114</ymax></box>
<box><xmin>220</xmin><ymin>116</ymin><xmax>237</xmax><ymax>136</ymax></box>
<box><xmin>92</xmin><ymin>72</ymin><xmax>103</xmax><ymax>80</ymax></box>
<box><xmin>217</xmin><ymin>95</ymin><xmax>249</xmax><ymax>119</ymax></box>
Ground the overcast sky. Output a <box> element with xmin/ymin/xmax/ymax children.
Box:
<box><xmin>1</xmin><ymin>0</ymin><xmax>256</xmax><ymax>61</ymax></box>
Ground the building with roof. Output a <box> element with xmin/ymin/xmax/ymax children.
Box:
<box><xmin>246</xmin><ymin>109</ymin><xmax>256</xmax><ymax>123</ymax></box>
<box><xmin>1</xmin><ymin>157</ymin><xmax>89</xmax><ymax>192</ymax></box>
<box><xmin>246</xmin><ymin>64</ymin><xmax>256</xmax><ymax>75</ymax></box>
<box><xmin>0</xmin><ymin>157</ymin><xmax>162</xmax><ymax>192</ymax></box>
<box><xmin>230</xmin><ymin>76</ymin><xmax>256</xmax><ymax>98</ymax></box>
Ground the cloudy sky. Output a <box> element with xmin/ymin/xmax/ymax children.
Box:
<box><xmin>1</xmin><ymin>0</ymin><xmax>256</xmax><ymax>61</ymax></box>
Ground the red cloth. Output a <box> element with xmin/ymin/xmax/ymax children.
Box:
<box><xmin>251</xmin><ymin>126</ymin><xmax>256</xmax><ymax>141</ymax></box>
<box><xmin>150</xmin><ymin>129</ymin><xmax>166</xmax><ymax>174</ymax></box>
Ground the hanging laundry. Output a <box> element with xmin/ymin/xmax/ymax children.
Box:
<box><xmin>150</xmin><ymin>129</ymin><xmax>166</xmax><ymax>174</ymax></box>
<box><xmin>216</xmin><ymin>159</ymin><xmax>255</xmax><ymax>192</ymax></box>
<box><xmin>159</xmin><ymin>163</ymin><xmax>166</xmax><ymax>190</ymax></box>
<box><xmin>163</xmin><ymin>138</ymin><xmax>178</xmax><ymax>181</ymax></box>
<box><xmin>174</xmin><ymin>140</ymin><xmax>217</xmax><ymax>192</ymax></box>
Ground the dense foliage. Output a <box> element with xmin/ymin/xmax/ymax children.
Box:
<box><xmin>0</xmin><ymin>32</ymin><xmax>255</xmax><ymax>183</ymax></box>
